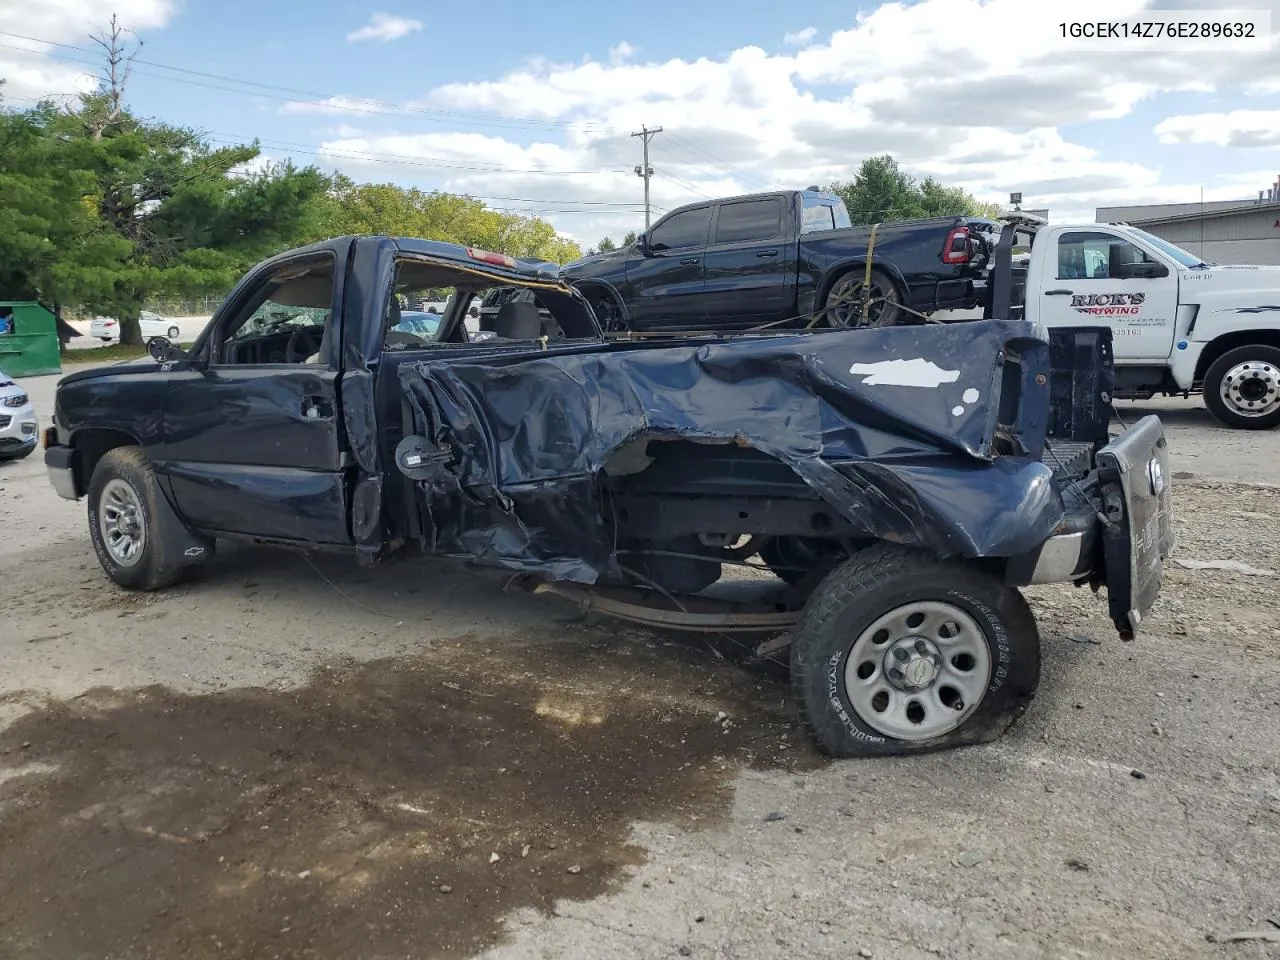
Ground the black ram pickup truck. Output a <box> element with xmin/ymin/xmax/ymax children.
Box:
<box><xmin>559</xmin><ymin>188</ymin><xmax>995</xmax><ymax>333</ymax></box>
<box><xmin>43</xmin><ymin>235</ymin><xmax>1174</xmax><ymax>758</ymax></box>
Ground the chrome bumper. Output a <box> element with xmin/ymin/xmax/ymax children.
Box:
<box><xmin>1027</xmin><ymin>530</ymin><xmax>1088</xmax><ymax>585</ymax></box>
<box><xmin>44</xmin><ymin>444</ymin><xmax>79</xmax><ymax>500</ymax></box>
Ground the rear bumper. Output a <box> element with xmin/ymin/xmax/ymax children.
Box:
<box><xmin>1005</xmin><ymin>414</ymin><xmax>1174</xmax><ymax>639</ymax></box>
<box><xmin>44</xmin><ymin>443</ymin><xmax>78</xmax><ymax>500</ymax></box>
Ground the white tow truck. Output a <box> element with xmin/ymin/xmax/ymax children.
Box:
<box><xmin>986</xmin><ymin>213</ymin><xmax>1280</xmax><ymax>430</ymax></box>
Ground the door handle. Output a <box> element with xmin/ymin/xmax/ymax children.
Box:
<box><xmin>1045</xmin><ymin>289</ymin><xmax>1074</xmax><ymax>296</ymax></box>
<box><xmin>756</xmin><ymin>250</ymin><xmax>779</xmax><ymax>258</ymax></box>
<box><xmin>680</xmin><ymin>257</ymin><xmax>700</xmax><ymax>265</ymax></box>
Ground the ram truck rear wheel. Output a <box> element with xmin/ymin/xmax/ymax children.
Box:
<box><xmin>790</xmin><ymin>544</ymin><xmax>1040</xmax><ymax>758</ymax></box>
<box><xmin>823</xmin><ymin>269</ymin><xmax>902</xmax><ymax>328</ymax></box>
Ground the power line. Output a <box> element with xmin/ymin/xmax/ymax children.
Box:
<box><xmin>653</xmin><ymin>170</ymin><xmax>716</xmax><ymax>200</ymax></box>
<box><xmin>663</xmin><ymin>130</ymin><xmax>773</xmax><ymax>191</ymax></box>
<box><xmin>0</xmin><ymin>31</ymin><xmax>616</xmax><ymax>133</ymax></box>
<box><xmin>203</xmin><ymin>135</ymin><xmax>634</xmax><ymax>182</ymax></box>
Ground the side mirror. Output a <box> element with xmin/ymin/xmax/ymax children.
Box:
<box><xmin>146</xmin><ymin>336</ymin><xmax>188</xmax><ymax>362</ymax></box>
<box><xmin>635</xmin><ymin>233</ymin><xmax>651</xmax><ymax>256</ymax></box>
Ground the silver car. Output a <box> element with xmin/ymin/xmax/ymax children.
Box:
<box><xmin>0</xmin><ymin>368</ymin><xmax>38</xmax><ymax>462</ymax></box>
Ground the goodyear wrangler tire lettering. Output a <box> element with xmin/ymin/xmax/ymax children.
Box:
<box><xmin>791</xmin><ymin>545</ymin><xmax>1040</xmax><ymax>758</ymax></box>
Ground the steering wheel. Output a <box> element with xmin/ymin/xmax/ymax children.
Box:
<box><xmin>286</xmin><ymin>327</ymin><xmax>321</xmax><ymax>363</ymax></box>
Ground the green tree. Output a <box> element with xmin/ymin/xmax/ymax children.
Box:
<box><xmin>1</xmin><ymin>85</ymin><xmax>331</xmax><ymax>344</ymax></box>
<box><xmin>596</xmin><ymin>236</ymin><xmax>617</xmax><ymax>252</ymax></box>
<box><xmin>622</xmin><ymin>230</ymin><xmax>638</xmax><ymax>246</ymax></box>
<box><xmin>309</xmin><ymin>178</ymin><xmax>581</xmax><ymax>263</ymax></box>
<box><xmin>829</xmin><ymin>155</ymin><xmax>999</xmax><ymax>225</ymax></box>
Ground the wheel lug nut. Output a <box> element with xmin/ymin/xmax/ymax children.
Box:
<box><xmin>914</xmin><ymin>639</ymin><xmax>928</xmax><ymax>654</ymax></box>
<box><xmin>893</xmin><ymin>648</ymin><xmax>909</xmax><ymax>662</ymax></box>
<box><xmin>888</xmin><ymin>668</ymin><xmax>903</xmax><ymax>682</ymax></box>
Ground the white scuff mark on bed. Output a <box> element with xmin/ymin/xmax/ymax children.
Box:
<box><xmin>847</xmin><ymin>358</ymin><xmax>961</xmax><ymax>388</ymax></box>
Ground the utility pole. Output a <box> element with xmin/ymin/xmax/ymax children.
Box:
<box><xmin>632</xmin><ymin>125</ymin><xmax>662</xmax><ymax>230</ymax></box>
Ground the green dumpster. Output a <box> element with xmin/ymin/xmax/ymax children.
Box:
<box><xmin>0</xmin><ymin>301</ymin><xmax>62</xmax><ymax>377</ymax></box>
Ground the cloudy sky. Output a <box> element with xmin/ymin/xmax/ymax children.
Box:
<box><xmin>1</xmin><ymin>0</ymin><xmax>1278</xmax><ymax>247</ymax></box>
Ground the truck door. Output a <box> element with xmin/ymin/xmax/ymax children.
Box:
<box><xmin>701</xmin><ymin>196</ymin><xmax>794</xmax><ymax>328</ymax></box>
<box><xmin>1035</xmin><ymin>229</ymin><xmax>1177</xmax><ymax>360</ymax></box>
<box><xmin>626</xmin><ymin>204</ymin><xmax>711</xmax><ymax>329</ymax></box>
<box><xmin>156</xmin><ymin>246</ymin><xmax>353</xmax><ymax>544</ymax></box>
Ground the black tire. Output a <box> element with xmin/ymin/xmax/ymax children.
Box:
<box><xmin>823</xmin><ymin>269</ymin><xmax>903</xmax><ymax>328</ymax></box>
<box><xmin>0</xmin><ymin>443</ymin><xmax>35</xmax><ymax>461</ymax></box>
<box><xmin>791</xmin><ymin>544</ymin><xmax>1040</xmax><ymax>758</ymax></box>
<box><xmin>1203</xmin><ymin>344</ymin><xmax>1280</xmax><ymax>430</ymax></box>
<box><xmin>87</xmin><ymin>447</ymin><xmax>191</xmax><ymax>590</ymax></box>
<box><xmin>167</xmin><ymin>326</ymin><xmax>180</xmax><ymax>339</ymax></box>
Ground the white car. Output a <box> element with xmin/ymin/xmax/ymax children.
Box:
<box><xmin>90</xmin><ymin>310</ymin><xmax>182</xmax><ymax>342</ymax></box>
<box><xmin>0</xmin><ymin>368</ymin><xmax>38</xmax><ymax>462</ymax></box>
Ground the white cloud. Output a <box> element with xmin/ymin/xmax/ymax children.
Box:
<box><xmin>346</xmin><ymin>12</ymin><xmax>423</xmax><ymax>43</ymax></box>
<box><xmin>1155</xmin><ymin>109</ymin><xmax>1280</xmax><ymax>149</ymax></box>
<box><xmin>281</xmin><ymin>96</ymin><xmax>387</xmax><ymax>116</ymax></box>
<box><xmin>609</xmin><ymin>41</ymin><xmax>635</xmax><ymax>64</ymax></box>
<box><xmin>784</xmin><ymin>26</ymin><xmax>818</xmax><ymax>46</ymax></box>
<box><xmin>0</xmin><ymin>0</ymin><xmax>176</xmax><ymax>102</ymax></box>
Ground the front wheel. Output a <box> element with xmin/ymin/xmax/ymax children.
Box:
<box><xmin>87</xmin><ymin>447</ymin><xmax>193</xmax><ymax>590</ymax></box>
<box><xmin>791</xmin><ymin>544</ymin><xmax>1040</xmax><ymax>757</ymax></box>
<box><xmin>589</xmin><ymin>292</ymin><xmax>627</xmax><ymax>333</ymax></box>
<box><xmin>167</xmin><ymin>326</ymin><xmax>180</xmax><ymax>339</ymax></box>
<box><xmin>1203</xmin><ymin>345</ymin><xmax>1280</xmax><ymax>430</ymax></box>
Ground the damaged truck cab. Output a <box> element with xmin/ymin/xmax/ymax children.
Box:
<box><xmin>43</xmin><ymin>235</ymin><xmax>1175</xmax><ymax>758</ymax></box>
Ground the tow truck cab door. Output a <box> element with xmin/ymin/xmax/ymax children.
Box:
<box><xmin>157</xmin><ymin>243</ymin><xmax>354</xmax><ymax>543</ymax></box>
<box><xmin>1032</xmin><ymin>227</ymin><xmax>1178</xmax><ymax>361</ymax></box>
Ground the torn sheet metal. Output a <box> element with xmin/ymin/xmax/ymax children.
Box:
<box><xmin>395</xmin><ymin>319</ymin><xmax>1062</xmax><ymax>582</ymax></box>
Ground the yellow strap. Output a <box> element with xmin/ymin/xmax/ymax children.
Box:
<box><xmin>864</xmin><ymin>222</ymin><xmax>880</xmax><ymax>288</ymax></box>
<box><xmin>860</xmin><ymin>222</ymin><xmax>881</xmax><ymax>323</ymax></box>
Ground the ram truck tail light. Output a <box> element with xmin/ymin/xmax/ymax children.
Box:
<box><xmin>941</xmin><ymin>226</ymin><xmax>971</xmax><ymax>264</ymax></box>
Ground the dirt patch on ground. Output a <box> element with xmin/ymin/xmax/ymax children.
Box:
<box><xmin>0</xmin><ymin>628</ymin><xmax>821</xmax><ymax>960</ymax></box>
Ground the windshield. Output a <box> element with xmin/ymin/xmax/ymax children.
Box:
<box><xmin>1129</xmin><ymin>228</ymin><xmax>1209</xmax><ymax>268</ymax></box>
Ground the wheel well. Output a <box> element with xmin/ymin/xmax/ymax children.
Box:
<box><xmin>576</xmin><ymin>282</ymin><xmax>621</xmax><ymax>309</ymax></box>
<box><xmin>1194</xmin><ymin>330</ymin><xmax>1280</xmax><ymax>382</ymax></box>
<box><xmin>73</xmin><ymin>429</ymin><xmax>141</xmax><ymax>496</ymax></box>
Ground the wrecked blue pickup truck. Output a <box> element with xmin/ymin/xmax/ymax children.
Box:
<box><xmin>42</xmin><ymin>235</ymin><xmax>1174</xmax><ymax>757</ymax></box>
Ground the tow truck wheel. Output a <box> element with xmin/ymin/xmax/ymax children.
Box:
<box><xmin>790</xmin><ymin>544</ymin><xmax>1040</xmax><ymax>758</ymax></box>
<box><xmin>87</xmin><ymin>447</ymin><xmax>191</xmax><ymax>591</ymax></box>
<box><xmin>1203</xmin><ymin>344</ymin><xmax>1280</xmax><ymax>430</ymax></box>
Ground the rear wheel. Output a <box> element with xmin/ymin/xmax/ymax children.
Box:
<box><xmin>791</xmin><ymin>544</ymin><xmax>1040</xmax><ymax>757</ymax></box>
<box><xmin>1203</xmin><ymin>344</ymin><xmax>1280</xmax><ymax>430</ymax></box>
<box><xmin>822</xmin><ymin>269</ymin><xmax>902</xmax><ymax>328</ymax></box>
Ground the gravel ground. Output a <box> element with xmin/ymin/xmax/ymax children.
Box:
<box><xmin>0</xmin><ymin>366</ymin><xmax>1277</xmax><ymax>960</ymax></box>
